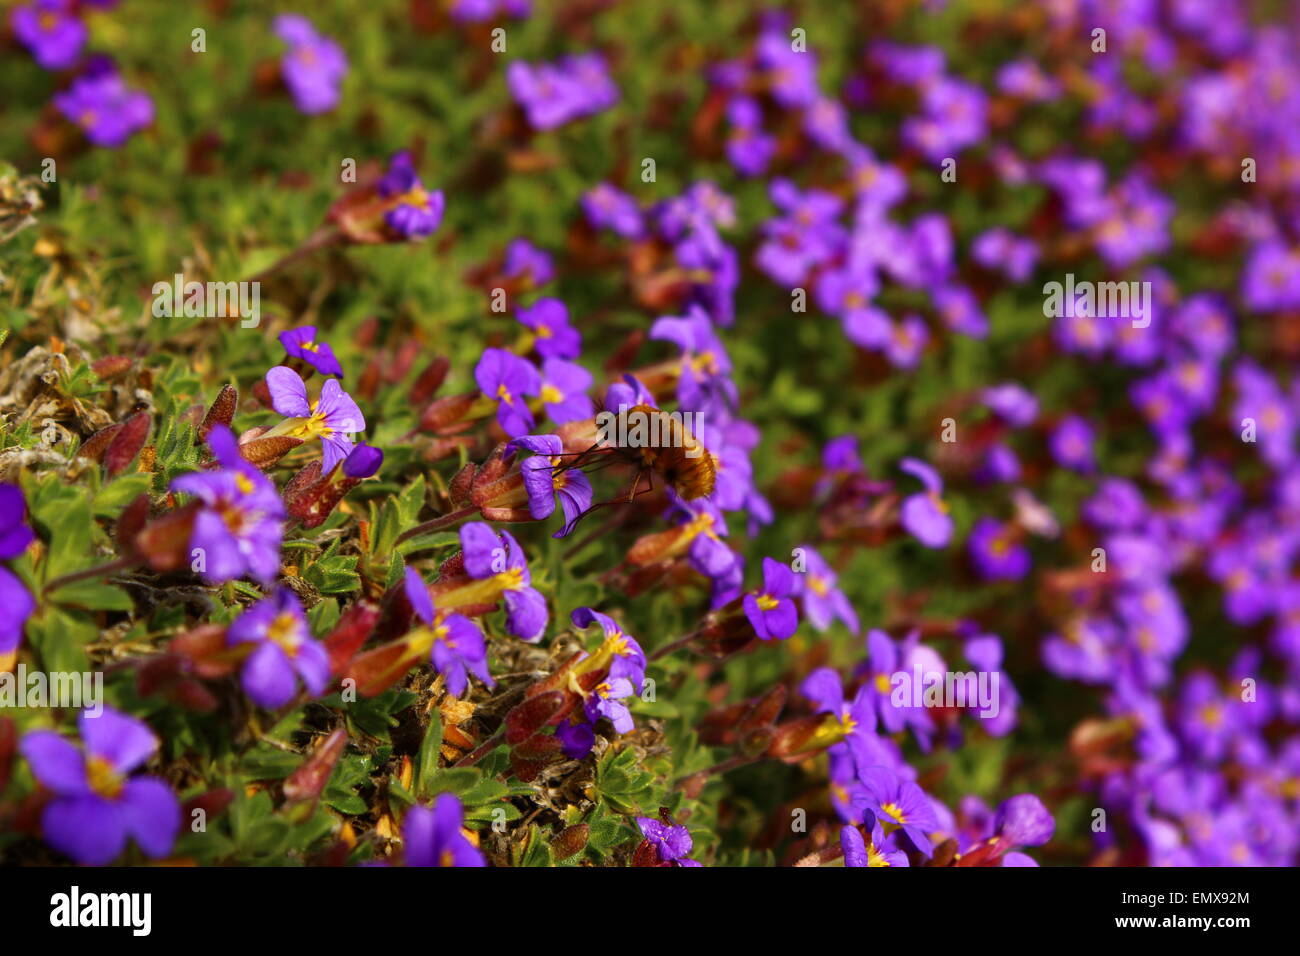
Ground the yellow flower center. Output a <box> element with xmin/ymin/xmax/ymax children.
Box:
<box><xmin>540</xmin><ymin>384</ymin><xmax>564</xmax><ymax>405</ymax></box>
<box><xmin>267</xmin><ymin>612</ymin><xmax>301</xmax><ymax>657</ymax></box>
<box><xmin>756</xmin><ymin>594</ymin><xmax>779</xmax><ymax>611</ymax></box>
<box><xmin>86</xmin><ymin>755</ymin><xmax>125</xmax><ymax>800</ymax></box>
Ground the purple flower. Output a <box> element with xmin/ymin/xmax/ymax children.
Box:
<box><xmin>801</xmin><ymin>668</ymin><xmax>880</xmax><ymax>777</ymax></box>
<box><xmin>459</xmin><ymin>523</ymin><xmax>548</xmax><ymax>641</ymax></box>
<box><xmin>743</xmin><ymin>557</ymin><xmax>799</xmax><ymax>640</ymax></box>
<box><xmin>585</xmin><ymin>676</ymin><xmax>635</xmax><ymax>733</ymax></box>
<box><xmin>555</xmin><ymin>720</ymin><xmax>595</xmax><ymax>760</ymax></box>
<box><xmin>967</xmin><ymin>517</ymin><xmax>1031</xmax><ymax>581</ymax></box>
<box><xmin>227</xmin><ymin>589</ymin><xmax>329</xmax><ymax>707</ymax></box>
<box><xmin>649</xmin><ymin>306</ymin><xmax>737</xmax><ymax>416</ymax></box>
<box><xmin>343</xmin><ymin>442</ymin><xmax>384</xmax><ymax>479</ymax></box>
<box><xmin>376</xmin><ymin>151</ymin><xmax>445</xmax><ymax>239</ymax></box>
<box><xmin>898</xmin><ymin>458</ymin><xmax>952</xmax><ymax>548</ymax></box>
<box><xmin>507</xmin><ymin>435</ymin><xmax>593</xmax><ymax>537</ymax></box>
<box><xmin>539</xmin><ymin>358</ymin><xmax>594</xmax><ymax>424</ymax></box>
<box><xmin>20</xmin><ymin>707</ymin><xmax>180</xmax><ymax>865</ymax></box>
<box><xmin>279</xmin><ymin>325</ymin><xmax>344</xmax><ymax>378</ymax></box>
<box><xmin>1050</xmin><ymin>415</ymin><xmax>1096</xmax><ymax>473</ymax></box>
<box><xmin>636</xmin><ymin>817</ymin><xmax>701</xmax><ymax>866</ymax></box>
<box><xmin>274</xmin><ymin>15</ymin><xmax>347</xmax><ymax>114</ymax></box>
<box><xmin>507</xmin><ymin>54</ymin><xmax>617</xmax><ymax>131</ymax></box>
<box><xmin>405</xmin><ymin>567</ymin><xmax>494</xmax><ymax>697</ymax></box>
<box><xmin>403</xmin><ymin>794</ymin><xmax>486</xmax><ymax>867</ymax></box>
<box><xmin>0</xmin><ymin>483</ymin><xmax>36</xmax><ymax>559</ymax></box>
<box><xmin>582</xmin><ymin>183</ymin><xmax>643</xmax><ymax>238</ymax></box>
<box><xmin>982</xmin><ymin>383</ymin><xmax>1038</xmax><ymax>427</ymax></box>
<box><xmin>503</xmin><ymin>238</ymin><xmax>554</xmax><ymax>286</ymax></box>
<box><xmin>841</xmin><ymin>823</ymin><xmax>909</xmax><ymax>867</ymax></box>
<box><xmin>516</xmin><ymin>298</ymin><xmax>580</xmax><ymax>359</ymax></box>
<box><xmin>266</xmin><ymin>366</ymin><xmax>366</xmax><ymax>472</ymax></box>
<box><xmin>0</xmin><ymin>481</ymin><xmax>36</xmax><ymax>665</ymax></box>
<box><xmin>793</xmin><ymin>546</ymin><xmax>858</xmax><ymax>634</ymax></box>
<box><xmin>474</xmin><ymin>348</ymin><xmax>540</xmax><ymax>438</ymax></box>
<box><xmin>12</xmin><ymin>0</ymin><xmax>85</xmax><ymax>70</ymax></box>
<box><xmin>571</xmin><ymin>607</ymin><xmax>646</xmax><ymax>691</ymax></box>
<box><xmin>53</xmin><ymin>66</ymin><xmax>154</xmax><ymax>147</ymax></box>
<box><xmin>859</xmin><ymin>765</ymin><xmax>941</xmax><ymax>857</ymax></box>
<box><xmin>170</xmin><ymin>425</ymin><xmax>285</xmax><ymax>585</ymax></box>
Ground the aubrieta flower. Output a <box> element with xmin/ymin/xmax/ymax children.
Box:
<box><xmin>743</xmin><ymin>556</ymin><xmax>799</xmax><ymax>640</ymax></box>
<box><xmin>649</xmin><ymin>306</ymin><xmax>738</xmax><ymax>416</ymax></box>
<box><xmin>898</xmin><ymin>457</ymin><xmax>952</xmax><ymax>548</ymax></box>
<box><xmin>841</xmin><ymin>823</ymin><xmax>909</xmax><ymax>867</ymax></box>
<box><xmin>405</xmin><ymin>567</ymin><xmax>493</xmax><ymax>698</ymax></box>
<box><xmin>1050</xmin><ymin>414</ymin><xmax>1096</xmax><ymax>473</ymax></box>
<box><xmin>982</xmin><ymin>382</ymin><xmax>1038</xmax><ymax>427</ymax></box>
<box><xmin>403</xmin><ymin>794</ymin><xmax>485</xmax><ymax>867</ymax></box>
<box><xmin>636</xmin><ymin>817</ymin><xmax>702</xmax><ymax>866</ymax></box>
<box><xmin>555</xmin><ymin>719</ymin><xmax>595</xmax><ymax>760</ymax></box>
<box><xmin>503</xmin><ymin>238</ymin><xmax>554</xmax><ymax>287</ymax></box>
<box><xmin>266</xmin><ymin>365</ymin><xmax>366</xmax><ymax>472</ymax></box>
<box><xmin>0</xmin><ymin>483</ymin><xmax>36</xmax><ymax>672</ymax></box>
<box><xmin>571</xmin><ymin>607</ymin><xmax>646</xmax><ymax>691</ymax></box>
<box><xmin>21</xmin><ymin>707</ymin><xmax>180</xmax><ymax>865</ymax></box>
<box><xmin>449</xmin><ymin>0</ymin><xmax>531</xmax><ymax>23</ymax></box>
<box><xmin>967</xmin><ymin>517</ymin><xmax>1031</xmax><ymax>581</ymax></box>
<box><xmin>516</xmin><ymin>297</ymin><xmax>580</xmax><ymax>359</ymax></box>
<box><xmin>279</xmin><ymin>325</ymin><xmax>344</xmax><ymax>378</ymax></box>
<box><xmin>793</xmin><ymin>545</ymin><xmax>859</xmax><ymax>634</ymax></box>
<box><xmin>12</xmin><ymin>0</ymin><xmax>85</xmax><ymax>70</ymax></box>
<box><xmin>376</xmin><ymin>151</ymin><xmax>445</xmax><ymax>239</ymax></box>
<box><xmin>228</xmin><ymin>589</ymin><xmax>329</xmax><ymax>708</ymax></box>
<box><xmin>53</xmin><ymin>63</ymin><xmax>154</xmax><ymax>147</ymax></box>
<box><xmin>475</xmin><ymin>348</ymin><xmax>540</xmax><ymax>438</ymax></box>
<box><xmin>858</xmin><ymin>765</ymin><xmax>941</xmax><ymax>857</ymax></box>
<box><xmin>274</xmin><ymin>14</ymin><xmax>347</xmax><ymax>114</ymax></box>
<box><xmin>585</xmin><ymin>676</ymin><xmax>635</xmax><ymax>733</ymax></box>
<box><xmin>460</xmin><ymin>522</ymin><xmax>548</xmax><ymax>641</ymax></box>
<box><xmin>170</xmin><ymin>425</ymin><xmax>285</xmax><ymax>585</ymax></box>
<box><xmin>539</xmin><ymin>358</ymin><xmax>594</xmax><ymax>424</ymax></box>
<box><xmin>507</xmin><ymin>54</ymin><xmax>618</xmax><ymax>131</ymax></box>
<box><xmin>582</xmin><ymin>183</ymin><xmax>643</xmax><ymax>238</ymax></box>
<box><xmin>801</xmin><ymin>668</ymin><xmax>881</xmax><ymax>775</ymax></box>
<box><xmin>507</xmin><ymin>435</ymin><xmax>593</xmax><ymax>537</ymax></box>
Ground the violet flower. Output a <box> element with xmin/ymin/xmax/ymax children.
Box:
<box><xmin>516</xmin><ymin>297</ymin><xmax>580</xmax><ymax>359</ymax></box>
<box><xmin>12</xmin><ymin>0</ymin><xmax>85</xmax><ymax>70</ymax></box>
<box><xmin>265</xmin><ymin>365</ymin><xmax>366</xmax><ymax>472</ymax></box>
<box><xmin>507</xmin><ymin>435</ymin><xmax>593</xmax><ymax>536</ymax></box>
<box><xmin>227</xmin><ymin>589</ymin><xmax>330</xmax><ymax>708</ymax></box>
<box><xmin>636</xmin><ymin>817</ymin><xmax>702</xmax><ymax>866</ymax></box>
<box><xmin>405</xmin><ymin>567</ymin><xmax>494</xmax><ymax>697</ymax></box>
<box><xmin>20</xmin><ymin>707</ymin><xmax>180</xmax><ymax>865</ymax></box>
<box><xmin>403</xmin><ymin>794</ymin><xmax>485</xmax><ymax>867</ymax></box>
<box><xmin>0</xmin><ymin>483</ymin><xmax>35</xmax><ymax>671</ymax></box>
<box><xmin>474</xmin><ymin>348</ymin><xmax>540</xmax><ymax>438</ymax></box>
<box><xmin>459</xmin><ymin>522</ymin><xmax>548</xmax><ymax>641</ymax></box>
<box><xmin>898</xmin><ymin>457</ymin><xmax>952</xmax><ymax>548</ymax></box>
<box><xmin>53</xmin><ymin>65</ymin><xmax>154</xmax><ymax>147</ymax></box>
<box><xmin>279</xmin><ymin>325</ymin><xmax>344</xmax><ymax>378</ymax></box>
<box><xmin>376</xmin><ymin>151</ymin><xmax>445</xmax><ymax>239</ymax></box>
<box><xmin>743</xmin><ymin>557</ymin><xmax>798</xmax><ymax>640</ymax></box>
<box><xmin>170</xmin><ymin>425</ymin><xmax>285</xmax><ymax>585</ymax></box>
<box><xmin>274</xmin><ymin>14</ymin><xmax>347</xmax><ymax>114</ymax></box>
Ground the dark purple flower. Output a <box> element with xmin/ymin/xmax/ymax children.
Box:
<box><xmin>12</xmin><ymin>0</ymin><xmax>85</xmax><ymax>70</ymax></box>
<box><xmin>474</xmin><ymin>348</ymin><xmax>540</xmax><ymax>438</ymax></box>
<box><xmin>405</xmin><ymin>567</ymin><xmax>494</xmax><ymax>697</ymax></box>
<box><xmin>403</xmin><ymin>794</ymin><xmax>485</xmax><ymax>867</ymax></box>
<box><xmin>274</xmin><ymin>14</ymin><xmax>347</xmax><ymax>114</ymax></box>
<box><xmin>555</xmin><ymin>720</ymin><xmax>595</xmax><ymax>760</ymax></box>
<box><xmin>503</xmin><ymin>238</ymin><xmax>554</xmax><ymax>286</ymax></box>
<box><xmin>516</xmin><ymin>297</ymin><xmax>579</xmax><ymax>359</ymax></box>
<box><xmin>53</xmin><ymin>66</ymin><xmax>153</xmax><ymax>147</ymax></box>
<box><xmin>279</xmin><ymin>326</ymin><xmax>344</xmax><ymax>378</ymax></box>
<box><xmin>375</xmin><ymin>151</ymin><xmax>445</xmax><ymax>239</ymax></box>
<box><xmin>1050</xmin><ymin>415</ymin><xmax>1096</xmax><ymax>473</ymax></box>
<box><xmin>170</xmin><ymin>425</ymin><xmax>285</xmax><ymax>585</ymax></box>
<box><xmin>743</xmin><ymin>557</ymin><xmax>798</xmax><ymax>640</ymax></box>
<box><xmin>993</xmin><ymin>794</ymin><xmax>1054</xmax><ymax>850</ymax></box>
<box><xmin>968</xmin><ymin>517</ymin><xmax>1031</xmax><ymax>581</ymax></box>
<box><xmin>342</xmin><ymin>442</ymin><xmax>384</xmax><ymax>479</ymax></box>
<box><xmin>20</xmin><ymin>707</ymin><xmax>180</xmax><ymax>865</ymax></box>
<box><xmin>636</xmin><ymin>817</ymin><xmax>701</xmax><ymax>866</ymax></box>
<box><xmin>228</xmin><ymin>589</ymin><xmax>329</xmax><ymax>707</ymax></box>
<box><xmin>508</xmin><ymin>54</ymin><xmax>617</xmax><ymax>130</ymax></box>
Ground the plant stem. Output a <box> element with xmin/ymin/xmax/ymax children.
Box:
<box><xmin>452</xmin><ymin>729</ymin><xmax>505</xmax><ymax>768</ymax></box>
<box><xmin>648</xmin><ymin>629</ymin><xmax>701</xmax><ymax>662</ymax></box>
<box><xmin>245</xmin><ymin>226</ymin><xmax>342</xmax><ymax>283</ymax></box>
<box><xmin>42</xmin><ymin>556</ymin><xmax>141</xmax><ymax>596</ymax></box>
<box><xmin>394</xmin><ymin>506</ymin><xmax>480</xmax><ymax>547</ymax></box>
